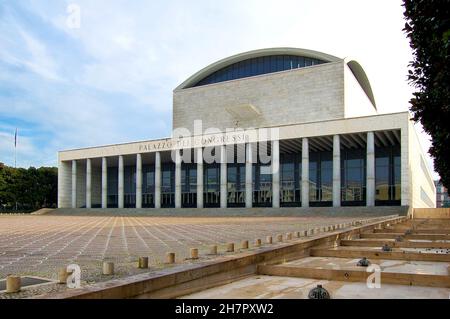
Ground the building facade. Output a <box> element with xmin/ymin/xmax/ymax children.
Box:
<box><xmin>435</xmin><ymin>180</ymin><xmax>450</xmax><ymax>208</ymax></box>
<box><xmin>57</xmin><ymin>48</ymin><xmax>436</xmax><ymax>210</ymax></box>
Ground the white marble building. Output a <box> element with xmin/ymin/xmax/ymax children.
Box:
<box><xmin>58</xmin><ymin>48</ymin><xmax>436</xmax><ymax>210</ymax></box>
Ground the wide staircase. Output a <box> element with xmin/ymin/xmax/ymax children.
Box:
<box><xmin>48</xmin><ymin>206</ymin><xmax>408</xmax><ymax>217</ymax></box>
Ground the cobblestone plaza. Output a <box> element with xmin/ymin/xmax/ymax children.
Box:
<box><xmin>0</xmin><ymin>214</ymin><xmax>378</xmax><ymax>297</ymax></box>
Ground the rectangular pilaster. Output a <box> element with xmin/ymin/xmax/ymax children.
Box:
<box><xmin>136</xmin><ymin>154</ymin><xmax>142</xmax><ymax>209</ymax></box>
<box><xmin>332</xmin><ymin>135</ymin><xmax>341</xmax><ymax>207</ymax></box>
<box><xmin>301</xmin><ymin>138</ymin><xmax>309</xmax><ymax>207</ymax></box>
<box><xmin>118</xmin><ymin>155</ymin><xmax>124</xmax><ymax>209</ymax></box>
<box><xmin>196</xmin><ymin>148</ymin><xmax>204</xmax><ymax>208</ymax></box>
<box><xmin>101</xmin><ymin>157</ymin><xmax>107</xmax><ymax>208</ymax></box>
<box><xmin>57</xmin><ymin>160</ymin><xmax>72</xmax><ymax>208</ymax></box>
<box><xmin>155</xmin><ymin>152</ymin><xmax>161</xmax><ymax>209</ymax></box>
<box><xmin>272</xmin><ymin>140</ymin><xmax>280</xmax><ymax>208</ymax></box>
<box><xmin>86</xmin><ymin>158</ymin><xmax>92</xmax><ymax>209</ymax></box>
<box><xmin>175</xmin><ymin>150</ymin><xmax>181</xmax><ymax>208</ymax></box>
<box><xmin>220</xmin><ymin>145</ymin><xmax>227</xmax><ymax>208</ymax></box>
<box><xmin>366</xmin><ymin>132</ymin><xmax>375</xmax><ymax>206</ymax></box>
<box><xmin>245</xmin><ymin>143</ymin><xmax>253</xmax><ymax>208</ymax></box>
<box><xmin>71</xmin><ymin>160</ymin><xmax>77</xmax><ymax>208</ymax></box>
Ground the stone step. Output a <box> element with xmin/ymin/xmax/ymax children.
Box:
<box><xmin>50</xmin><ymin>206</ymin><xmax>408</xmax><ymax>217</ymax></box>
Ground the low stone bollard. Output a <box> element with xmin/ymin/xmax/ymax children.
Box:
<box><xmin>58</xmin><ymin>268</ymin><xmax>72</xmax><ymax>284</ymax></box>
<box><xmin>309</xmin><ymin>229</ymin><xmax>314</xmax><ymax>235</ymax></box>
<box><xmin>226</xmin><ymin>243</ymin><xmax>235</xmax><ymax>252</ymax></box>
<box><xmin>303</xmin><ymin>230</ymin><xmax>308</xmax><ymax>237</ymax></box>
<box><xmin>266</xmin><ymin>236</ymin><xmax>273</xmax><ymax>244</ymax></box>
<box><xmin>286</xmin><ymin>233</ymin><xmax>292</xmax><ymax>240</ymax></box>
<box><xmin>166</xmin><ymin>252</ymin><xmax>175</xmax><ymax>264</ymax></box>
<box><xmin>209</xmin><ymin>245</ymin><xmax>218</xmax><ymax>255</ymax></box>
<box><xmin>138</xmin><ymin>257</ymin><xmax>149</xmax><ymax>269</ymax></box>
<box><xmin>241</xmin><ymin>240</ymin><xmax>249</xmax><ymax>249</ymax></box>
<box><xmin>295</xmin><ymin>231</ymin><xmax>301</xmax><ymax>238</ymax></box>
<box><xmin>190</xmin><ymin>248</ymin><xmax>199</xmax><ymax>259</ymax></box>
<box><xmin>6</xmin><ymin>275</ymin><xmax>21</xmax><ymax>293</ymax></box>
<box><xmin>102</xmin><ymin>261</ymin><xmax>114</xmax><ymax>275</ymax></box>
<box><xmin>277</xmin><ymin>234</ymin><xmax>283</xmax><ymax>242</ymax></box>
<box><xmin>255</xmin><ymin>238</ymin><xmax>262</xmax><ymax>247</ymax></box>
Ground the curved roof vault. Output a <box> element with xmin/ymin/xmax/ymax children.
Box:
<box><xmin>175</xmin><ymin>47</ymin><xmax>376</xmax><ymax>109</ymax></box>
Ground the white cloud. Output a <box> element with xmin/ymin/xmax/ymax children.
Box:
<box><xmin>17</xmin><ymin>28</ymin><xmax>61</xmax><ymax>81</ymax></box>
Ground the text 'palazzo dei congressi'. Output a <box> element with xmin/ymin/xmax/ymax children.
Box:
<box><xmin>57</xmin><ymin>48</ymin><xmax>436</xmax><ymax>210</ymax></box>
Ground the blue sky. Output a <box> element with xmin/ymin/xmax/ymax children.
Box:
<box><xmin>0</xmin><ymin>0</ymin><xmax>437</xmax><ymax>177</ymax></box>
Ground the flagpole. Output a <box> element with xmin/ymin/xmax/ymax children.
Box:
<box><xmin>14</xmin><ymin>128</ymin><xmax>17</xmax><ymax>211</ymax></box>
<box><xmin>14</xmin><ymin>128</ymin><xmax>17</xmax><ymax>169</ymax></box>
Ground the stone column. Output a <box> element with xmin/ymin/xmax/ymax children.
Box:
<box><xmin>86</xmin><ymin>158</ymin><xmax>92</xmax><ymax>209</ymax></box>
<box><xmin>272</xmin><ymin>140</ymin><xmax>280</xmax><ymax>208</ymax></box>
<box><xmin>71</xmin><ymin>160</ymin><xmax>77</xmax><ymax>208</ymax></box>
<box><xmin>175</xmin><ymin>150</ymin><xmax>181</xmax><ymax>208</ymax></box>
<box><xmin>136</xmin><ymin>154</ymin><xmax>142</xmax><ymax>209</ymax></box>
<box><xmin>366</xmin><ymin>132</ymin><xmax>375</xmax><ymax>206</ymax></box>
<box><xmin>333</xmin><ymin>135</ymin><xmax>341</xmax><ymax>207</ymax></box>
<box><xmin>400</xmin><ymin>125</ymin><xmax>409</xmax><ymax>206</ymax></box>
<box><xmin>245</xmin><ymin>143</ymin><xmax>253</xmax><ymax>208</ymax></box>
<box><xmin>196</xmin><ymin>148</ymin><xmax>203</xmax><ymax>208</ymax></box>
<box><xmin>301</xmin><ymin>138</ymin><xmax>309</xmax><ymax>207</ymax></box>
<box><xmin>118</xmin><ymin>155</ymin><xmax>124</xmax><ymax>209</ymax></box>
<box><xmin>101</xmin><ymin>157</ymin><xmax>107</xmax><ymax>209</ymax></box>
<box><xmin>220</xmin><ymin>145</ymin><xmax>227</xmax><ymax>208</ymax></box>
<box><xmin>155</xmin><ymin>152</ymin><xmax>161</xmax><ymax>209</ymax></box>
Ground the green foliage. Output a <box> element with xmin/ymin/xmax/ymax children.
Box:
<box><xmin>403</xmin><ymin>0</ymin><xmax>450</xmax><ymax>192</ymax></box>
<box><xmin>0</xmin><ymin>165</ymin><xmax>57</xmax><ymax>211</ymax></box>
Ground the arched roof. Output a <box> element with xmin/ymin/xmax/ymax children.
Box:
<box><xmin>175</xmin><ymin>47</ymin><xmax>376</xmax><ymax>108</ymax></box>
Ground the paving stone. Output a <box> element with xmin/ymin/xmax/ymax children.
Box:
<box><xmin>0</xmin><ymin>214</ymin><xmax>386</xmax><ymax>298</ymax></box>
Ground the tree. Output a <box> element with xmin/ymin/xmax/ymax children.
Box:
<box><xmin>403</xmin><ymin>0</ymin><xmax>450</xmax><ymax>192</ymax></box>
<box><xmin>0</xmin><ymin>165</ymin><xmax>58</xmax><ymax>211</ymax></box>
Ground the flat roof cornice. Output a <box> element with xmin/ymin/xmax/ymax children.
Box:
<box><xmin>59</xmin><ymin>112</ymin><xmax>409</xmax><ymax>161</ymax></box>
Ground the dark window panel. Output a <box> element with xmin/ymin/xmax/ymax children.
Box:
<box><xmin>192</xmin><ymin>55</ymin><xmax>327</xmax><ymax>87</ymax></box>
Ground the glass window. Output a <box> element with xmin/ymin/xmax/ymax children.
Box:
<box><xmin>124</xmin><ymin>166</ymin><xmax>136</xmax><ymax>195</ymax></box>
<box><xmin>161</xmin><ymin>164</ymin><xmax>174</xmax><ymax>193</ymax></box>
<box><xmin>276</xmin><ymin>55</ymin><xmax>284</xmax><ymax>71</ymax></box>
<box><xmin>307</xmin><ymin>151</ymin><xmax>333</xmax><ymax>205</ymax></box>
<box><xmin>309</xmin><ymin>153</ymin><xmax>319</xmax><ymax>202</ymax></box>
<box><xmin>107</xmin><ymin>166</ymin><xmax>118</xmax><ymax>207</ymax></box>
<box><xmin>192</xmin><ymin>55</ymin><xmax>327</xmax><ymax>87</ymax></box>
<box><xmin>283</xmin><ymin>56</ymin><xmax>292</xmax><ymax>70</ymax></box>
<box><xmin>321</xmin><ymin>154</ymin><xmax>333</xmax><ymax>201</ymax></box>
<box><xmin>375</xmin><ymin>145</ymin><xmax>401</xmax><ymax>204</ymax></box>
<box><xmin>341</xmin><ymin>148</ymin><xmax>366</xmax><ymax>203</ymax></box>
<box><xmin>281</xmin><ymin>161</ymin><xmax>295</xmax><ymax>203</ymax></box>
<box><xmin>204</xmin><ymin>164</ymin><xmax>220</xmax><ymax>207</ymax></box>
<box><xmin>227</xmin><ymin>164</ymin><xmax>245</xmax><ymax>206</ymax></box>
<box><xmin>252</xmin><ymin>162</ymin><xmax>272</xmax><ymax>207</ymax></box>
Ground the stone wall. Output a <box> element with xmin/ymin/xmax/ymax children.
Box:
<box><xmin>173</xmin><ymin>62</ymin><xmax>345</xmax><ymax>132</ymax></box>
